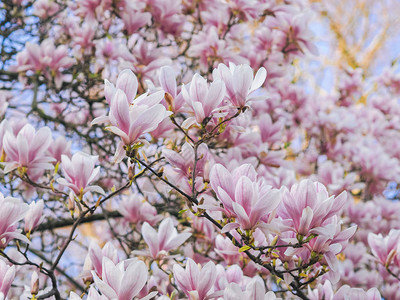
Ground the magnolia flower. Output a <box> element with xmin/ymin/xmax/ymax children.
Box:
<box><xmin>0</xmin><ymin>260</ymin><xmax>15</xmax><ymax>299</ymax></box>
<box><xmin>181</xmin><ymin>73</ymin><xmax>226</xmax><ymax>127</ymax></box>
<box><xmin>15</xmin><ymin>39</ymin><xmax>74</xmax><ymax>88</ymax></box>
<box><xmin>57</xmin><ymin>152</ymin><xmax>104</xmax><ymax>197</ymax></box>
<box><xmin>24</xmin><ymin>200</ymin><xmax>44</xmax><ymax>234</ymax></box>
<box><xmin>212</xmin><ymin>63</ymin><xmax>267</xmax><ymax>107</ymax></box>
<box><xmin>0</xmin><ymin>192</ymin><xmax>30</xmax><ymax>248</ymax></box>
<box><xmin>277</xmin><ymin>179</ymin><xmax>347</xmax><ymax>237</ymax></box>
<box><xmin>214</xmin><ymin>235</ymin><xmax>241</xmax><ymax>265</ymax></box>
<box><xmin>368</xmin><ymin>229</ymin><xmax>400</xmax><ymax>267</ymax></box>
<box><xmin>92</xmin><ymin>83</ymin><xmax>171</xmax><ymax>162</ymax></box>
<box><xmin>214</xmin><ymin>265</ymin><xmax>243</xmax><ymax>292</ymax></box>
<box><xmin>223</xmin><ymin>280</ymin><xmax>280</xmax><ymax>300</ymax></box>
<box><xmin>163</xmin><ymin>142</ymin><xmax>210</xmax><ymax>178</ymax></box>
<box><xmin>30</xmin><ymin>271</ymin><xmax>39</xmax><ymax>295</ymax></box>
<box><xmin>2</xmin><ymin>124</ymin><xmax>55</xmax><ymax>174</ymax></box>
<box><xmin>117</xmin><ymin>194</ymin><xmax>161</xmax><ymax>225</ymax></box>
<box><xmin>85</xmin><ymin>241</ymin><xmax>119</xmax><ymax>279</ymax></box>
<box><xmin>173</xmin><ymin>258</ymin><xmax>216</xmax><ymax>300</ymax></box>
<box><xmin>333</xmin><ymin>285</ymin><xmax>381</xmax><ymax>300</ymax></box>
<box><xmin>141</xmin><ymin>218</ymin><xmax>191</xmax><ymax>259</ymax></box>
<box><xmin>120</xmin><ymin>3</ymin><xmax>151</xmax><ymax>35</ymax></box>
<box><xmin>158</xmin><ymin>66</ymin><xmax>185</xmax><ymax>112</ymax></box>
<box><xmin>47</xmin><ymin>136</ymin><xmax>71</xmax><ymax>162</ymax></box>
<box><xmin>92</xmin><ymin>258</ymin><xmax>155</xmax><ymax>300</ymax></box>
<box><xmin>209</xmin><ymin>163</ymin><xmax>281</xmax><ymax>231</ymax></box>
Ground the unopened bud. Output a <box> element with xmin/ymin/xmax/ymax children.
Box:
<box><xmin>128</xmin><ymin>165</ymin><xmax>135</xmax><ymax>180</ymax></box>
<box><xmin>68</xmin><ymin>192</ymin><xmax>75</xmax><ymax>215</ymax></box>
<box><xmin>165</xmin><ymin>92</ymin><xmax>174</xmax><ymax>110</ymax></box>
<box><xmin>31</xmin><ymin>271</ymin><xmax>39</xmax><ymax>295</ymax></box>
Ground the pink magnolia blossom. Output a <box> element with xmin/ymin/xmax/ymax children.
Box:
<box><xmin>92</xmin><ymin>70</ymin><xmax>171</xmax><ymax>161</ymax></box>
<box><xmin>209</xmin><ymin>163</ymin><xmax>281</xmax><ymax>230</ymax></box>
<box><xmin>163</xmin><ymin>142</ymin><xmax>210</xmax><ymax>179</ymax></box>
<box><xmin>15</xmin><ymin>39</ymin><xmax>74</xmax><ymax>88</ymax></box>
<box><xmin>83</xmin><ymin>241</ymin><xmax>119</xmax><ymax>280</ymax></box>
<box><xmin>120</xmin><ymin>2</ymin><xmax>151</xmax><ymax>35</ymax></box>
<box><xmin>298</xmin><ymin>220</ymin><xmax>357</xmax><ymax>283</ymax></box>
<box><xmin>333</xmin><ymin>285</ymin><xmax>381</xmax><ymax>300</ymax></box>
<box><xmin>57</xmin><ymin>152</ymin><xmax>104</xmax><ymax>197</ymax></box>
<box><xmin>368</xmin><ymin>229</ymin><xmax>400</xmax><ymax>267</ymax></box>
<box><xmin>47</xmin><ymin>136</ymin><xmax>71</xmax><ymax>162</ymax></box>
<box><xmin>0</xmin><ymin>260</ymin><xmax>15</xmax><ymax>299</ymax></box>
<box><xmin>214</xmin><ymin>265</ymin><xmax>243</xmax><ymax>292</ymax></box>
<box><xmin>33</xmin><ymin>0</ymin><xmax>60</xmax><ymax>18</ymax></box>
<box><xmin>158</xmin><ymin>66</ymin><xmax>185</xmax><ymax>112</ymax></box>
<box><xmin>30</xmin><ymin>271</ymin><xmax>39</xmax><ymax>295</ymax></box>
<box><xmin>140</xmin><ymin>218</ymin><xmax>191</xmax><ymax>259</ymax></box>
<box><xmin>24</xmin><ymin>200</ymin><xmax>44</xmax><ymax>234</ymax></box>
<box><xmin>173</xmin><ymin>258</ymin><xmax>216</xmax><ymax>300</ymax></box>
<box><xmin>214</xmin><ymin>235</ymin><xmax>241</xmax><ymax>265</ymax></box>
<box><xmin>212</xmin><ymin>63</ymin><xmax>267</xmax><ymax>107</ymax></box>
<box><xmin>92</xmin><ymin>258</ymin><xmax>155</xmax><ymax>300</ymax></box>
<box><xmin>117</xmin><ymin>194</ymin><xmax>161</xmax><ymax>225</ymax></box>
<box><xmin>181</xmin><ymin>74</ymin><xmax>226</xmax><ymax>127</ymax></box>
<box><xmin>2</xmin><ymin>124</ymin><xmax>55</xmax><ymax>174</ymax></box>
<box><xmin>144</xmin><ymin>0</ymin><xmax>186</xmax><ymax>35</ymax></box>
<box><xmin>188</xmin><ymin>27</ymin><xmax>249</xmax><ymax>72</ymax></box>
<box><xmin>0</xmin><ymin>192</ymin><xmax>29</xmax><ymax>248</ymax></box>
<box><xmin>106</xmin><ymin>89</ymin><xmax>170</xmax><ymax>148</ymax></box>
<box><xmin>123</xmin><ymin>40</ymin><xmax>172</xmax><ymax>81</ymax></box>
<box><xmin>277</xmin><ymin>179</ymin><xmax>347</xmax><ymax>237</ymax></box>
<box><xmin>223</xmin><ymin>280</ymin><xmax>279</xmax><ymax>300</ymax></box>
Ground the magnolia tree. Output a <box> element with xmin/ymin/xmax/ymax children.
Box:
<box><xmin>0</xmin><ymin>0</ymin><xmax>399</xmax><ymax>299</ymax></box>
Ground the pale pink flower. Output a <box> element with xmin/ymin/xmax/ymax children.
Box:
<box><xmin>117</xmin><ymin>194</ymin><xmax>161</xmax><ymax>225</ymax></box>
<box><xmin>266</xmin><ymin>11</ymin><xmax>318</xmax><ymax>56</ymax></box>
<box><xmin>298</xmin><ymin>220</ymin><xmax>357</xmax><ymax>283</ymax></box>
<box><xmin>214</xmin><ymin>265</ymin><xmax>243</xmax><ymax>292</ymax></box>
<box><xmin>277</xmin><ymin>180</ymin><xmax>347</xmax><ymax>236</ymax></box>
<box><xmin>209</xmin><ymin>163</ymin><xmax>281</xmax><ymax>230</ymax></box>
<box><xmin>144</xmin><ymin>0</ymin><xmax>186</xmax><ymax>35</ymax></box>
<box><xmin>123</xmin><ymin>40</ymin><xmax>172</xmax><ymax>81</ymax></box>
<box><xmin>333</xmin><ymin>285</ymin><xmax>381</xmax><ymax>300</ymax></box>
<box><xmin>225</xmin><ymin>0</ymin><xmax>260</xmax><ymax>21</ymax></box>
<box><xmin>30</xmin><ymin>271</ymin><xmax>39</xmax><ymax>295</ymax></box>
<box><xmin>57</xmin><ymin>152</ymin><xmax>104</xmax><ymax>197</ymax></box>
<box><xmin>92</xmin><ymin>258</ymin><xmax>155</xmax><ymax>300</ymax></box>
<box><xmin>188</xmin><ymin>27</ymin><xmax>249</xmax><ymax>72</ymax></box>
<box><xmin>120</xmin><ymin>2</ymin><xmax>151</xmax><ymax>35</ymax></box>
<box><xmin>24</xmin><ymin>200</ymin><xmax>44</xmax><ymax>234</ymax></box>
<box><xmin>68</xmin><ymin>21</ymin><xmax>96</xmax><ymax>50</ymax></box>
<box><xmin>368</xmin><ymin>229</ymin><xmax>400</xmax><ymax>267</ymax></box>
<box><xmin>15</xmin><ymin>39</ymin><xmax>74</xmax><ymax>88</ymax></box>
<box><xmin>92</xmin><ymin>70</ymin><xmax>171</xmax><ymax>162</ymax></box>
<box><xmin>212</xmin><ymin>63</ymin><xmax>267</xmax><ymax>107</ymax></box>
<box><xmin>181</xmin><ymin>74</ymin><xmax>226</xmax><ymax>127</ymax></box>
<box><xmin>0</xmin><ymin>192</ymin><xmax>29</xmax><ymax>248</ymax></box>
<box><xmin>308</xmin><ymin>281</ymin><xmax>334</xmax><ymax>300</ymax></box>
<box><xmin>47</xmin><ymin>136</ymin><xmax>71</xmax><ymax>162</ymax></box>
<box><xmin>106</xmin><ymin>89</ymin><xmax>170</xmax><ymax>146</ymax></box>
<box><xmin>163</xmin><ymin>143</ymin><xmax>210</xmax><ymax>179</ymax></box>
<box><xmin>2</xmin><ymin>124</ymin><xmax>55</xmax><ymax>174</ymax></box>
<box><xmin>0</xmin><ymin>260</ymin><xmax>15</xmax><ymax>299</ymax></box>
<box><xmin>223</xmin><ymin>280</ymin><xmax>279</xmax><ymax>300</ymax></box>
<box><xmin>33</xmin><ymin>0</ymin><xmax>60</xmax><ymax>18</ymax></box>
<box><xmin>214</xmin><ymin>235</ymin><xmax>241</xmax><ymax>265</ymax></box>
<box><xmin>158</xmin><ymin>66</ymin><xmax>185</xmax><ymax>112</ymax></box>
<box><xmin>141</xmin><ymin>218</ymin><xmax>191</xmax><ymax>259</ymax></box>
<box><xmin>173</xmin><ymin>258</ymin><xmax>216</xmax><ymax>300</ymax></box>
<box><xmin>85</xmin><ymin>241</ymin><xmax>119</xmax><ymax>279</ymax></box>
